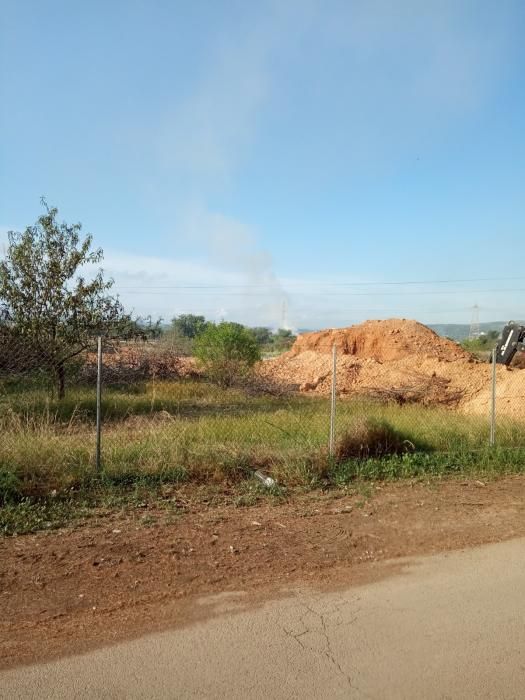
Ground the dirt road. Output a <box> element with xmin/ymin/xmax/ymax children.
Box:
<box><xmin>2</xmin><ymin>537</ymin><xmax>525</xmax><ymax>699</ymax></box>
<box><xmin>2</xmin><ymin>476</ymin><xmax>525</xmax><ymax>670</ymax></box>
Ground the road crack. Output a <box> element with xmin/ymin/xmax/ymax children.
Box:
<box><xmin>279</xmin><ymin>596</ymin><xmax>373</xmax><ymax>697</ymax></box>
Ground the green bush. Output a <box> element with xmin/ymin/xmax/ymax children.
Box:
<box><xmin>194</xmin><ymin>322</ymin><xmax>261</xmax><ymax>387</ymax></box>
<box><xmin>0</xmin><ymin>466</ymin><xmax>22</xmax><ymax>504</ymax></box>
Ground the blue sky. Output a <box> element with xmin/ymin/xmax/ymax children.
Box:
<box><xmin>1</xmin><ymin>0</ymin><xmax>524</xmax><ymax>329</ymax></box>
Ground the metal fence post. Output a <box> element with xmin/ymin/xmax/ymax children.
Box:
<box><xmin>96</xmin><ymin>335</ymin><xmax>102</xmax><ymax>472</ymax></box>
<box><xmin>329</xmin><ymin>343</ymin><xmax>337</xmax><ymax>458</ymax></box>
<box><xmin>490</xmin><ymin>347</ymin><xmax>496</xmax><ymax>447</ymax></box>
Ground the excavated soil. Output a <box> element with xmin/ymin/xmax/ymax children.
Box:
<box><xmin>289</xmin><ymin>319</ymin><xmax>469</xmax><ymax>363</ymax></box>
<box><xmin>462</xmin><ymin>366</ymin><xmax>525</xmax><ymax>419</ymax></box>
<box><xmin>259</xmin><ymin>319</ymin><xmax>524</xmax><ymax>419</ymax></box>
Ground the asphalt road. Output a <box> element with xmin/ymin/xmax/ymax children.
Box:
<box><xmin>2</xmin><ymin>538</ymin><xmax>525</xmax><ymax>699</ymax></box>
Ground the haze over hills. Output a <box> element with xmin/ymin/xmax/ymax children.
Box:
<box><xmin>429</xmin><ymin>322</ymin><xmax>503</xmax><ymax>342</ymax></box>
<box><xmin>429</xmin><ymin>322</ymin><xmax>523</xmax><ymax>342</ymax></box>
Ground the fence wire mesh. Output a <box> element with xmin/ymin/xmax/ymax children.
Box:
<box><xmin>1</xmin><ymin>334</ymin><xmax>525</xmax><ymax>498</ymax></box>
<box><xmin>0</xmin><ymin>332</ymin><xmax>99</xmax><ymax>488</ymax></box>
<box><xmin>95</xmin><ymin>338</ymin><xmax>326</xmax><ymax>484</ymax></box>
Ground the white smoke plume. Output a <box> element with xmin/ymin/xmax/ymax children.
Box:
<box><xmin>182</xmin><ymin>206</ymin><xmax>290</xmax><ymax>329</ymax></box>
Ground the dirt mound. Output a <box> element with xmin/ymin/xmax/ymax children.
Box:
<box><xmin>460</xmin><ymin>365</ymin><xmax>525</xmax><ymax>420</ymax></box>
<box><xmin>290</xmin><ymin>319</ymin><xmax>469</xmax><ymax>363</ymax></box>
<box><xmin>259</xmin><ymin>318</ymin><xmax>525</xmax><ymax>419</ymax></box>
<box><xmin>259</xmin><ymin>319</ymin><xmax>486</xmax><ymax>408</ymax></box>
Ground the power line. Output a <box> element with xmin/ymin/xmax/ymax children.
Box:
<box><xmin>116</xmin><ymin>287</ymin><xmax>525</xmax><ymax>297</ymax></box>
<box><xmin>112</xmin><ymin>276</ymin><xmax>525</xmax><ymax>290</ymax></box>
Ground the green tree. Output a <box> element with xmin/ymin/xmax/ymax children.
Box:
<box><xmin>125</xmin><ymin>315</ymin><xmax>163</xmax><ymax>341</ymax></box>
<box><xmin>0</xmin><ymin>202</ymin><xmax>128</xmax><ymax>398</ymax></box>
<box><xmin>250</xmin><ymin>326</ymin><xmax>272</xmax><ymax>346</ymax></box>
<box><xmin>171</xmin><ymin>314</ymin><xmax>209</xmax><ymax>339</ymax></box>
<box><xmin>462</xmin><ymin>330</ymin><xmax>501</xmax><ymax>353</ymax></box>
<box><xmin>194</xmin><ymin>321</ymin><xmax>261</xmax><ymax>386</ymax></box>
<box><xmin>273</xmin><ymin>328</ymin><xmax>296</xmax><ymax>351</ymax></box>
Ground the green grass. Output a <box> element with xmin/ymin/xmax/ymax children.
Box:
<box><xmin>329</xmin><ymin>447</ymin><xmax>525</xmax><ymax>484</ymax></box>
<box><xmin>1</xmin><ymin>378</ymin><xmax>525</xmax><ymax>533</ymax></box>
<box><xmin>0</xmin><ymin>378</ymin><xmax>274</xmax><ymax>421</ymax></box>
<box><xmin>0</xmin><ymin>497</ymin><xmax>89</xmax><ymax>536</ymax></box>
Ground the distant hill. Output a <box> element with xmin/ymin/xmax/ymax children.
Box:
<box><xmin>429</xmin><ymin>322</ymin><xmax>515</xmax><ymax>342</ymax></box>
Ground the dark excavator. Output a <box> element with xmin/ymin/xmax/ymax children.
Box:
<box><xmin>494</xmin><ymin>322</ymin><xmax>525</xmax><ymax>365</ymax></box>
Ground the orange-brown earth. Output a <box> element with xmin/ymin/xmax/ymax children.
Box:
<box><xmin>91</xmin><ymin>320</ymin><xmax>523</xmax><ymax>419</ymax></box>
<box><xmin>2</xmin><ymin>477</ymin><xmax>525</xmax><ymax>668</ymax></box>
<box><xmin>258</xmin><ymin>319</ymin><xmax>524</xmax><ymax>419</ymax></box>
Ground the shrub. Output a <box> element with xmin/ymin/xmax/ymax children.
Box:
<box><xmin>0</xmin><ymin>466</ymin><xmax>22</xmax><ymax>504</ymax></box>
<box><xmin>194</xmin><ymin>322</ymin><xmax>261</xmax><ymax>387</ymax></box>
<box><xmin>334</xmin><ymin>417</ymin><xmax>414</xmax><ymax>463</ymax></box>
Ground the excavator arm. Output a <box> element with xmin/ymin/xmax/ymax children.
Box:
<box><xmin>494</xmin><ymin>322</ymin><xmax>525</xmax><ymax>365</ymax></box>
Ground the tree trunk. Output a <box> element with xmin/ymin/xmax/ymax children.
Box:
<box><xmin>56</xmin><ymin>362</ymin><xmax>66</xmax><ymax>399</ymax></box>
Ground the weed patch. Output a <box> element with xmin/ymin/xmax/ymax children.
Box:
<box><xmin>2</xmin><ymin>379</ymin><xmax>525</xmax><ymax>534</ymax></box>
<box><xmin>0</xmin><ymin>498</ymin><xmax>86</xmax><ymax>535</ymax></box>
<box><xmin>334</xmin><ymin>417</ymin><xmax>419</xmax><ymax>462</ymax></box>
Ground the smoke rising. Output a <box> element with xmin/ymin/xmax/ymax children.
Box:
<box><xmin>183</xmin><ymin>206</ymin><xmax>290</xmax><ymax>329</ymax></box>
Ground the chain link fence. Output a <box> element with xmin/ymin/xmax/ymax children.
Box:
<box><xmin>1</xmin><ymin>335</ymin><xmax>525</xmax><ymax>499</ymax></box>
<box><xmin>92</xmin><ymin>338</ymin><xmax>325</xmax><ymax>486</ymax></box>
<box><xmin>0</xmin><ymin>332</ymin><xmax>99</xmax><ymax>496</ymax></box>
<box><xmin>327</xmin><ymin>345</ymin><xmax>525</xmax><ymax>459</ymax></box>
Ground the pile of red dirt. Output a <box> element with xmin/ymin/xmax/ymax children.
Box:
<box><xmin>289</xmin><ymin>319</ymin><xmax>470</xmax><ymax>363</ymax></box>
<box><xmin>460</xmin><ymin>364</ymin><xmax>525</xmax><ymax>420</ymax></box>
<box><xmin>258</xmin><ymin>319</ymin><xmax>496</xmax><ymax>410</ymax></box>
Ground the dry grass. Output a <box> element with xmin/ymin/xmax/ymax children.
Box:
<box><xmin>1</xmin><ymin>379</ymin><xmax>525</xmax><ymax>505</ymax></box>
<box><xmin>334</xmin><ymin>417</ymin><xmax>414</xmax><ymax>462</ymax></box>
